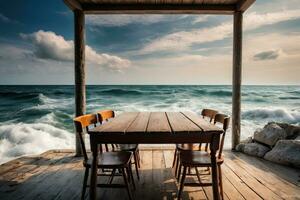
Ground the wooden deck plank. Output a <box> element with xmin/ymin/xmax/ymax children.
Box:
<box><xmin>152</xmin><ymin>150</ymin><xmax>166</xmax><ymax>199</ymax></box>
<box><xmin>166</xmin><ymin>112</ymin><xmax>202</xmax><ymax>133</ymax></box>
<box><xmin>227</xmin><ymin>152</ymin><xmax>300</xmax><ymax>199</ymax></box>
<box><xmin>5</xmin><ymin>153</ymin><xmax>77</xmax><ymax>200</ymax></box>
<box><xmin>224</xmin><ymin>155</ymin><xmax>284</xmax><ymax>200</ymax></box>
<box><xmin>0</xmin><ymin>151</ymin><xmax>67</xmax><ymax>190</ymax></box>
<box><xmin>162</xmin><ymin>150</ymin><xmax>178</xmax><ymax>199</ymax></box>
<box><xmin>0</xmin><ymin>149</ymin><xmax>299</xmax><ymax>200</ymax></box>
<box><xmin>135</xmin><ymin>149</ymin><xmax>153</xmax><ymax>200</ymax></box>
<box><xmin>221</xmin><ymin>164</ymin><xmax>262</xmax><ymax>200</ymax></box>
<box><xmin>229</xmin><ymin>151</ymin><xmax>300</xmax><ymax>186</ymax></box>
<box><xmin>147</xmin><ymin>112</ymin><xmax>172</xmax><ymax>133</ymax></box>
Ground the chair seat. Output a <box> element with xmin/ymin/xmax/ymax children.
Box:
<box><xmin>85</xmin><ymin>151</ymin><xmax>132</xmax><ymax>168</ymax></box>
<box><xmin>180</xmin><ymin>151</ymin><xmax>224</xmax><ymax>167</ymax></box>
<box><xmin>115</xmin><ymin>144</ymin><xmax>138</xmax><ymax>151</ymax></box>
<box><xmin>176</xmin><ymin>144</ymin><xmax>200</xmax><ymax>151</ymax></box>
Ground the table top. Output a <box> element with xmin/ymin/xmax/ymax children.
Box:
<box><xmin>89</xmin><ymin>111</ymin><xmax>222</xmax><ymax>136</ymax></box>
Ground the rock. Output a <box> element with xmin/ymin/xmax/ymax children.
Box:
<box><xmin>240</xmin><ymin>142</ymin><xmax>271</xmax><ymax>158</ymax></box>
<box><xmin>264</xmin><ymin>140</ymin><xmax>300</xmax><ymax>168</ymax></box>
<box><xmin>276</xmin><ymin>123</ymin><xmax>300</xmax><ymax>139</ymax></box>
<box><xmin>254</xmin><ymin>122</ymin><xmax>287</xmax><ymax>146</ymax></box>
<box><xmin>240</xmin><ymin>136</ymin><xmax>253</xmax><ymax>144</ymax></box>
<box><xmin>235</xmin><ymin>143</ymin><xmax>245</xmax><ymax>152</ymax></box>
<box><xmin>236</xmin><ymin>137</ymin><xmax>254</xmax><ymax>152</ymax></box>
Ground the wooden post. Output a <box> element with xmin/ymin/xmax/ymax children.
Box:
<box><xmin>74</xmin><ymin>10</ymin><xmax>86</xmax><ymax>156</ymax></box>
<box><xmin>232</xmin><ymin>11</ymin><xmax>243</xmax><ymax>150</ymax></box>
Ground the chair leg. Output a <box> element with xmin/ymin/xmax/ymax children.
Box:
<box><xmin>177</xmin><ymin>164</ymin><xmax>182</xmax><ymax>181</ymax></box>
<box><xmin>128</xmin><ymin>164</ymin><xmax>136</xmax><ymax>190</ymax></box>
<box><xmin>121</xmin><ymin>168</ymin><xmax>133</xmax><ymax>200</ymax></box>
<box><xmin>133</xmin><ymin>152</ymin><xmax>140</xmax><ymax>180</ymax></box>
<box><xmin>218</xmin><ymin>165</ymin><xmax>224</xmax><ymax>200</ymax></box>
<box><xmin>178</xmin><ymin>166</ymin><xmax>187</xmax><ymax>199</ymax></box>
<box><xmin>81</xmin><ymin>167</ymin><xmax>89</xmax><ymax>200</ymax></box>
<box><xmin>108</xmin><ymin>168</ymin><xmax>116</xmax><ymax>184</ymax></box>
<box><xmin>175</xmin><ymin>152</ymin><xmax>180</xmax><ymax>177</ymax></box>
<box><xmin>136</xmin><ymin>149</ymin><xmax>141</xmax><ymax>168</ymax></box>
<box><xmin>172</xmin><ymin>148</ymin><xmax>177</xmax><ymax>168</ymax></box>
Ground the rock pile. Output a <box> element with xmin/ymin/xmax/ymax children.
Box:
<box><xmin>236</xmin><ymin>122</ymin><xmax>300</xmax><ymax>168</ymax></box>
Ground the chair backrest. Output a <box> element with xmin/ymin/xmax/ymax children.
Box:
<box><xmin>213</xmin><ymin>113</ymin><xmax>230</xmax><ymax>158</ymax></box>
<box><xmin>97</xmin><ymin>110</ymin><xmax>115</xmax><ymax>123</ymax></box>
<box><xmin>97</xmin><ymin>110</ymin><xmax>116</xmax><ymax>152</ymax></box>
<box><xmin>201</xmin><ymin>109</ymin><xmax>218</xmax><ymax>123</ymax></box>
<box><xmin>73</xmin><ymin>114</ymin><xmax>98</xmax><ymax>161</ymax></box>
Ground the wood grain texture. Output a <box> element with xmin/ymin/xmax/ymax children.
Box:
<box><xmin>181</xmin><ymin>111</ymin><xmax>223</xmax><ymax>132</ymax></box>
<box><xmin>1</xmin><ymin>150</ymin><xmax>298</xmax><ymax>200</ymax></box>
<box><xmin>74</xmin><ymin>10</ymin><xmax>86</xmax><ymax>156</ymax></box>
<box><xmin>125</xmin><ymin>112</ymin><xmax>150</xmax><ymax>133</ymax></box>
<box><xmin>64</xmin><ymin>0</ymin><xmax>255</xmax><ymax>14</ymax></box>
<box><xmin>146</xmin><ymin>112</ymin><xmax>171</xmax><ymax>133</ymax></box>
<box><xmin>166</xmin><ymin>112</ymin><xmax>202</xmax><ymax>134</ymax></box>
<box><xmin>232</xmin><ymin>11</ymin><xmax>243</xmax><ymax>150</ymax></box>
<box><xmin>92</xmin><ymin>112</ymin><xmax>139</xmax><ymax>133</ymax></box>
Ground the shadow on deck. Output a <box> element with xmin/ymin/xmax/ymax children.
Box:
<box><xmin>0</xmin><ymin>149</ymin><xmax>299</xmax><ymax>200</ymax></box>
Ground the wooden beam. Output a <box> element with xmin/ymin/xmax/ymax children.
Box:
<box><xmin>74</xmin><ymin>10</ymin><xmax>86</xmax><ymax>156</ymax></box>
<box><xmin>236</xmin><ymin>0</ymin><xmax>255</xmax><ymax>12</ymax></box>
<box><xmin>82</xmin><ymin>3</ymin><xmax>236</xmax><ymax>14</ymax></box>
<box><xmin>64</xmin><ymin>0</ymin><xmax>82</xmax><ymax>11</ymax></box>
<box><xmin>232</xmin><ymin>11</ymin><xmax>243</xmax><ymax>150</ymax></box>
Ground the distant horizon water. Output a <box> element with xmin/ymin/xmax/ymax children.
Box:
<box><xmin>0</xmin><ymin>85</ymin><xmax>299</xmax><ymax>164</ymax></box>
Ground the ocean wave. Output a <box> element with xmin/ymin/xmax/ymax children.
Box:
<box><xmin>242</xmin><ymin>108</ymin><xmax>300</xmax><ymax>123</ymax></box>
<box><xmin>192</xmin><ymin>89</ymin><xmax>232</xmax><ymax>97</ymax></box>
<box><xmin>0</xmin><ymin>91</ymin><xmax>40</xmax><ymax>101</ymax></box>
<box><xmin>0</xmin><ymin>123</ymin><xmax>74</xmax><ymax>164</ymax></box>
<box><xmin>279</xmin><ymin>96</ymin><xmax>300</xmax><ymax>100</ymax></box>
<box><xmin>99</xmin><ymin>88</ymin><xmax>144</xmax><ymax>95</ymax></box>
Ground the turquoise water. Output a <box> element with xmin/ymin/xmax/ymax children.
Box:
<box><xmin>0</xmin><ymin>85</ymin><xmax>299</xmax><ymax>163</ymax></box>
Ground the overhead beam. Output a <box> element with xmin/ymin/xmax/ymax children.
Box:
<box><xmin>236</xmin><ymin>0</ymin><xmax>255</xmax><ymax>12</ymax></box>
<box><xmin>232</xmin><ymin>11</ymin><xmax>243</xmax><ymax>150</ymax></box>
<box><xmin>64</xmin><ymin>0</ymin><xmax>82</xmax><ymax>11</ymax></box>
<box><xmin>82</xmin><ymin>3</ymin><xmax>236</xmax><ymax>14</ymax></box>
<box><xmin>74</xmin><ymin>10</ymin><xmax>86</xmax><ymax>156</ymax></box>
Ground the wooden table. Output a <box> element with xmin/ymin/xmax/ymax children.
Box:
<box><xmin>88</xmin><ymin>112</ymin><xmax>223</xmax><ymax>200</ymax></box>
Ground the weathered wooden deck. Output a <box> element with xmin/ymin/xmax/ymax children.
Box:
<box><xmin>0</xmin><ymin>149</ymin><xmax>299</xmax><ymax>200</ymax></box>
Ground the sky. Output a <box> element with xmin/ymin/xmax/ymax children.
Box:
<box><xmin>0</xmin><ymin>0</ymin><xmax>300</xmax><ymax>85</ymax></box>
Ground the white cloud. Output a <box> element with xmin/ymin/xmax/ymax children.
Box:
<box><xmin>20</xmin><ymin>30</ymin><xmax>130</xmax><ymax>71</ymax></box>
<box><xmin>244</xmin><ymin>9</ymin><xmax>300</xmax><ymax>30</ymax></box>
<box><xmin>87</xmin><ymin>15</ymin><xmax>171</xmax><ymax>27</ymax></box>
<box><xmin>140</xmin><ymin>9</ymin><xmax>300</xmax><ymax>54</ymax></box>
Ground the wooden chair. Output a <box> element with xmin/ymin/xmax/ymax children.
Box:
<box><xmin>177</xmin><ymin>113</ymin><xmax>230</xmax><ymax>199</ymax></box>
<box><xmin>172</xmin><ymin>109</ymin><xmax>218</xmax><ymax>176</ymax></box>
<box><xmin>97</xmin><ymin>110</ymin><xmax>141</xmax><ymax>180</ymax></box>
<box><xmin>74</xmin><ymin>114</ymin><xmax>135</xmax><ymax>200</ymax></box>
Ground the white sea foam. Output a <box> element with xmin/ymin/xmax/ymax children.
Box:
<box><xmin>0</xmin><ymin>123</ymin><xmax>74</xmax><ymax>164</ymax></box>
<box><xmin>242</xmin><ymin>107</ymin><xmax>300</xmax><ymax>124</ymax></box>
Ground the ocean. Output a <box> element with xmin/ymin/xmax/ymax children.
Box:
<box><xmin>0</xmin><ymin>85</ymin><xmax>299</xmax><ymax>164</ymax></box>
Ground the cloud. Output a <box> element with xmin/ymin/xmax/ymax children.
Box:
<box><xmin>140</xmin><ymin>9</ymin><xmax>300</xmax><ymax>54</ymax></box>
<box><xmin>0</xmin><ymin>13</ymin><xmax>18</xmax><ymax>24</ymax></box>
<box><xmin>86</xmin><ymin>15</ymin><xmax>190</xmax><ymax>27</ymax></box>
<box><xmin>87</xmin><ymin>15</ymin><xmax>163</xmax><ymax>27</ymax></box>
<box><xmin>20</xmin><ymin>30</ymin><xmax>131</xmax><ymax>71</ymax></box>
<box><xmin>253</xmin><ymin>50</ymin><xmax>280</xmax><ymax>61</ymax></box>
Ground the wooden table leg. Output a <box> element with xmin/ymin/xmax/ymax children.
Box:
<box><xmin>211</xmin><ymin>153</ymin><xmax>220</xmax><ymax>200</ymax></box>
<box><xmin>90</xmin><ymin>143</ymin><xmax>98</xmax><ymax>200</ymax></box>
